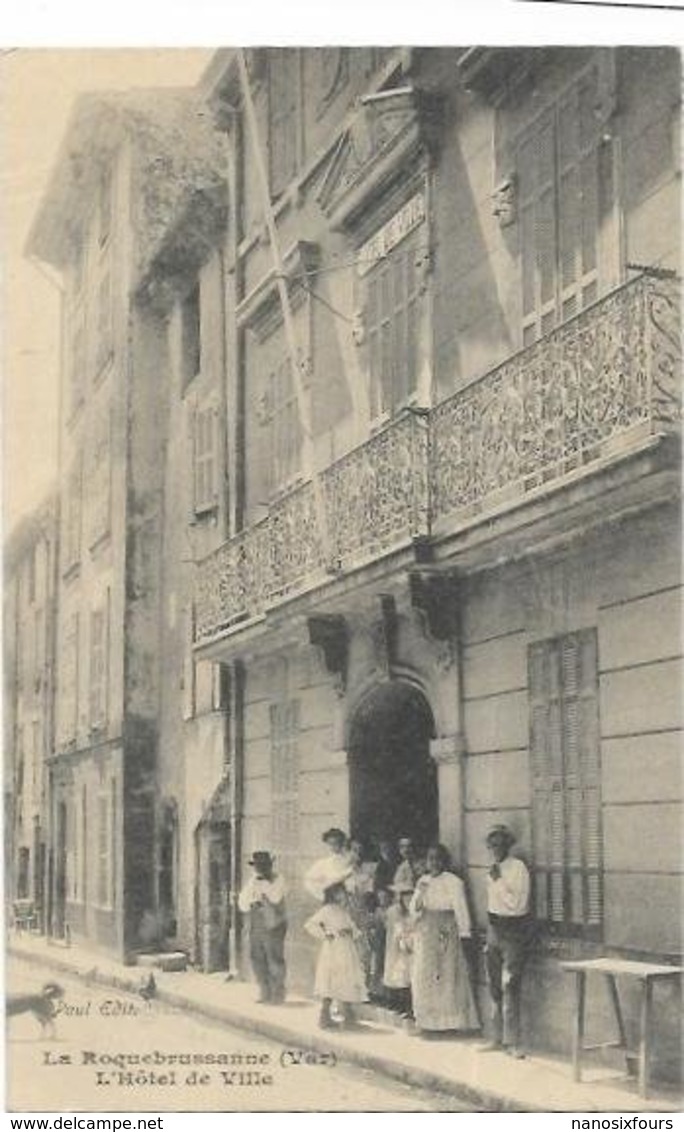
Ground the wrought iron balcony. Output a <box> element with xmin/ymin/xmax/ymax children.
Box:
<box><xmin>195</xmin><ymin>273</ymin><xmax>680</xmax><ymax>646</ymax></box>
<box><xmin>195</xmin><ymin>409</ymin><xmax>430</xmax><ymax>642</ymax></box>
<box><xmin>430</xmin><ymin>273</ymin><xmax>680</xmax><ymax>530</ymax></box>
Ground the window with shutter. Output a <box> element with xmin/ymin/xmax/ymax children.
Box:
<box><xmin>268</xmin><ymin>50</ymin><xmax>299</xmax><ymax>198</ymax></box>
<box><xmin>364</xmin><ymin>229</ymin><xmax>422</xmax><ymax>421</ymax></box>
<box><xmin>270</xmin><ymin>700</ymin><xmax>300</xmax><ymax>886</ymax></box>
<box><xmin>193</xmin><ymin>403</ymin><xmax>219</xmax><ymax>515</ymax></box>
<box><xmin>528</xmin><ymin>628</ymin><xmax>602</xmax><ymax>938</ymax></box>
<box><xmin>518</xmin><ymin>65</ymin><xmax>606</xmax><ymax>346</ymax></box>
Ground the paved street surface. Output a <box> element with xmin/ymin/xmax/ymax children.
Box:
<box><xmin>7</xmin><ymin>957</ymin><xmax>472</xmax><ymax>1112</ymax></box>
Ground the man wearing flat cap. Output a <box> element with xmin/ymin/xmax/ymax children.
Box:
<box><xmin>480</xmin><ymin>824</ymin><xmax>531</xmax><ymax>1059</ymax></box>
<box><xmin>238</xmin><ymin>851</ymin><xmax>287</xmax><ymax>1004</ymax></box>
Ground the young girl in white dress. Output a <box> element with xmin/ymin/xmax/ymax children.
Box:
<box><xmin>304</xmin><ymin>880</ymin><xmax>367</xmax><ymax>1029</ymax></box>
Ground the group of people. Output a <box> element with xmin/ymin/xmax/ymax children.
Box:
<box><xmin>237</xmin><ymin>823</ymin><xmax>532</xmax><ymax>1057</ymax></box>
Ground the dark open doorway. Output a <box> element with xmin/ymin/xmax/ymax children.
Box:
<box><xmin>348</xmin><ymin>681</ymin><xmax>438</xmax><ymax>854</ymax></box>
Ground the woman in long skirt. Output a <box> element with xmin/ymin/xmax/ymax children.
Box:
<box><xmin>409</xmin><ymin>844</ymin><xmax>480</xmax><ymax>1035</ymax></box>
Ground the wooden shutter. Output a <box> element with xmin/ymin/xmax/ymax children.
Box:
<box><xmin>193</xmin><ymin>404</ymin><xmax>218</xmax><ymax>513</ymax></box>
<box><xmin>529</xmin><ymin>628</ymin><xmax>602</xmax><ymax>936</ymax></box>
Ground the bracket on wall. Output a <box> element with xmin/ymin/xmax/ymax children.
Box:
<box><xmin>307</xmin><ymin>614</ymin><xmax>349</xmax><ymax>694</ymax></box>
<box><xmin>409</xmin><ymin>570</ymin><xmax>461</xmax><ymax>641</ymax></box>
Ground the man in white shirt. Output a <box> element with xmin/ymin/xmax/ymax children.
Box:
<box><xmin>238</xmin><ymin>851</ymin><xmax>287</xmax><ymax>1004</ymax></box>
<box><xmin>480</xmin><ymin>824</ymin><xmax>532</xmax><ymax>1059</ymax></box>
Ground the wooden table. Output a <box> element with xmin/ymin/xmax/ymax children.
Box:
<box><xmin>561</xmin><ymin>957</ymin><xmax>683</xmax><ymax>1098</ymax></box>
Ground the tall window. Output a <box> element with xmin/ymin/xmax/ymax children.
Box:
<box><xmin>192</xmin><ymin>403</ymin><xmax>219</xmax><ymax>515</ymax></box>
<box><xmin>529</xmin><ymin>629</ymin><xmax>602</xmax><ymax>937</ymax></box>
<box><xmin>268</xmin><ymin>50</ymin><xmax>299</xmax><ymax>197</ymax></box>
<box><xmin>89</xmin><ymin>597</ymin><xmax>109</xmax><ymax>730</ymax></box>
<box><xmin>517</xmin><ymin>64</ymin><xmax>611</xmax><ymax>345</ymax></box>
<box><xmin>270</xmin><ymin>700</ymin><xmax>300</xmax><ymax>885</ymax></box>
<box><xmin>269</xmin><ymin>357</ymin><xmax>302</xmax><ymax>493</ymax></box>
<box><xmin>365</xmin><ymin>230</ymin><xmax>422</xmax><ymax>420</ymax></box>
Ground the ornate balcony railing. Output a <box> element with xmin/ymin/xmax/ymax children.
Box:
<box><xmin>195</xmin><ymin>409</ymin><xmax>430</xmax><ymax>642</ymax></box>
<box><xmin>430</xmin><ymin>273</ymin><xmax>681</xmax><ymax>528</ymax></box>
<box><xmin>195</xmin><ymin>274</ymin><xmax>680</xmax><ymax>645</ymax></box>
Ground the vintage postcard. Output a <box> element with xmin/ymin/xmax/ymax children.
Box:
<box><xmin>3</xmin><ymin>38</ymin><xmax>682</xmax><ymax>1114</ymax></box>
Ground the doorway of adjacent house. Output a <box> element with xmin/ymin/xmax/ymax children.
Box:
<box><xmin>348</xmin><ymin>681</ymin><xmax>438</xmax><ymax>853</ymax></box>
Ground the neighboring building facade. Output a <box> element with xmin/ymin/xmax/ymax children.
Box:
<box><xmin>3</xmin><ymin>496</ymin><xmax>58</xmax><ymax>925</ymax></box>
<box><xmin>26</xmin><ymin>89</ymin><xmax>227</xmax><ymax>957</ymax></box>
<box><xmin>193</xmin><ymin>47</ymin><xmax>681</xmax><ymax>1075</ymax></box>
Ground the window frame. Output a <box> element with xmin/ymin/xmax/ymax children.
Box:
<box><xmin>515</xmin><ymin>60</ymin><xmax>613</xmax><ymax>347</ymax></box>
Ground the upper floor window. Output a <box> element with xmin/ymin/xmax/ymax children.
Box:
<box><xmin>268</xmin><ymin>49</ymin><xmax>299</xmax><ymax>198</ymax></box>
<box><xmin>517</xmin><ymin>64</ymin><xmax>612</xmax><ymax>346</ymax></box>
<box><xmin>529</xmin><ymin>628</ymin><xmax>602</xmax><ymax>938</ymax></box>
<box><xmin>192</xmin><ymin>402</ymin><xmax>219</xmax><ymax>516</ymax></box>
<box><xmin>364</xmin><ymin>227</ymin><xmax>423</xmax><ymax>421</ymax></box>
<box><xmin>181</xmin><ymin>283</ymin><xmax>201</xmax><ymax>393</ymax></box>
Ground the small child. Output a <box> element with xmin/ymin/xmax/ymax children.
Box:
<box><xmin>382</xmin><ymin>881</ymin><xmax>414</xmax><ymax>1017</ymax></box>
<box><xmin>304</xmin><ymin>880</ymin><xmax>367</xmax><ymax>1029</ymax></box>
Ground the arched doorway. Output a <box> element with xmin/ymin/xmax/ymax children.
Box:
<box><xmin>348</xmin><ymin>682</ymin><xmax>438</xmax><ymax>852</ymax></box>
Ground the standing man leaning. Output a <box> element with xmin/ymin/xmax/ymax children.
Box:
<box><xmin>238</xmin><ymin>851</ymin><xmax>287</xmax><ymax>1004</ymax></box>
<box><xmin>480</xmin><ymin>824</ymin><xmax>532</xmax><ymax>1059</ymax></box>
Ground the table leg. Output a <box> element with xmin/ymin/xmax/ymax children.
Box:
<box><xmin>637</xmin><ymin>977</ymin><xmax>653</xmax><ymax>1099</ymax></box>
<box><xmin>572</xmin><ymin>970</ymin><xmax>586</xmax><ymax>1083</ymax></box>
<box><xmin>607</xmin><ymin>974</ymin><xmax>629</xmax><ymax>1071</ymax></box>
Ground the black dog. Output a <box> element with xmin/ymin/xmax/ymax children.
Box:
<box><xmin>7</xmin><ymin>982</ymin><xmax>64</xmax><ymax>1038</ymax></box>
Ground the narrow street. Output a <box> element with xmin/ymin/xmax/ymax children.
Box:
<box><xmin>7</xmin><ymin>957</ymin><xmax>475</xmax><ymax>1112</ymax></box>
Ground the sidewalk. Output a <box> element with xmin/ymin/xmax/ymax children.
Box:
<box><xmin>9</xmin><ymin>932</ymin><xmax>682</xmax><ymax>1113</ymax></box>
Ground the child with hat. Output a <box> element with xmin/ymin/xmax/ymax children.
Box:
<box><xmin>238</xmin><ymin>851</ymin><xmax>287</xmax><ymax>1004</ymax></box>
<box><xmin>382</xmin><ymin>879</ymin><xmax>415</xmax><ymax>1017</ymax></box>
<box><xmin>304</xmin><ymin>861</ymin><xmax>367</xmax><ymax>1030</ymax></box>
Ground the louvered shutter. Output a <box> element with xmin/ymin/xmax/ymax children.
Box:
<box><xmin>529</xmin><ymin>628</ymin><xmax>602</xmax><ymax>936</ymax></box>
<box><xmin>270</xmin><ymin>700</ymin><xmax>300</xmax><ymax>886</ymax></box>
